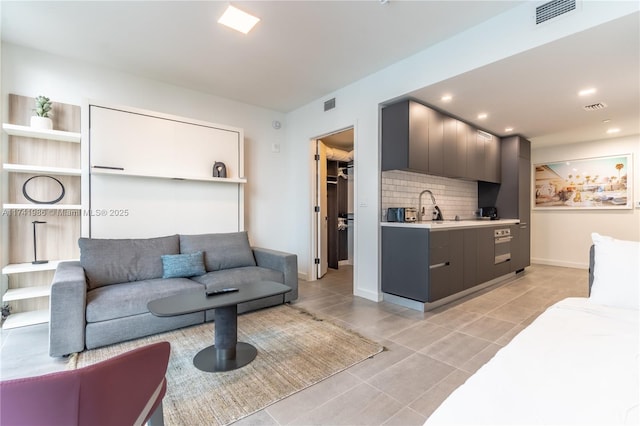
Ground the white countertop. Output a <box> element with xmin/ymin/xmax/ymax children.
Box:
<box><xmin>380</xmin><ymin>218</ymin><xmax>520</xmax><ymax>230</ymax></box>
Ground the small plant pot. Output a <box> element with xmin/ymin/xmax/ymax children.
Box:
<box><xmin>30</xmin><ymin>116</ymin><xmax>53</xmax><ymax>130</ymax></box>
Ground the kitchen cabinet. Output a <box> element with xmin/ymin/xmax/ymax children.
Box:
<box><xmin>381</xmin><ymin>227</ymin><xmax>463</xmax><ymax>303</ymax></box>
<box><xmin>381</xmin><ymin>226</ymin><xmax>430</xmax><ymax>301</ymax></box>
<box><xmin>442</xmin><ymin>115</ymin><xmax>460</xmax><ymax>177</ymax></box>
<box><xmin>381</xmin><ymin>99</ymin><xmax>500</xmax><ymax>182</ymax></box>
<box><xmin>381</xmin><ymin>100</ymin><xmax>429</xmax><ymax>173</ymax></box>
<box><xmin>463</xmin><ymin>228</ymin><xmax>479</xmax><ymax>290</ymax></box>
<box><xmin>427</xmin><ymin>108</ymin><xmax>444</xmax><ymax>176</ymax></box>
<box><xmin>496</xmin><ymin>136</ymin><xmax>531</xmax><ymax>272</ymax></box>
<box><xmin>482</xmin><ymin>132</ymin><xmax>501</xmax><ymax>183</ymax></box>
<box><xmin>428</xmin><ymin>229</ymin><xmax>464</xmax><ymax>301</ymax></box>
<box><xmin>466</xmin><ymin>125</ymin><xmax>482</xmax><ymax>180</ymax></box>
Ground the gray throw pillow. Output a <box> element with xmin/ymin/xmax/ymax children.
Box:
<box><xmin>79</xmin><ymin>235</ymin><xmax>180</xmax><ymax>289</ymax></box>
<box><xmin>179</xmin><ymin>232</ymin><xmax>256</xmax><ymax>272</ymax></box>
<box><xmin>161</xmin><ymin>251</ymin><xmax>206</xmax><ymax>278</ymax></box>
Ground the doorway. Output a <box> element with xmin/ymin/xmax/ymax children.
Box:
<box><xmin>312</xmin><ymin>128</ymin><xmax>354</xmax><ymax>284</ymax></box>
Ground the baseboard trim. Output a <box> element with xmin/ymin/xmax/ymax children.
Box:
<box><xmin>531</xmin><ymin>258</ymin><xmax>588</xmax><ymax>270</ymax></box>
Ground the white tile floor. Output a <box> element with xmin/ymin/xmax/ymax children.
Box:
<box><xmin>1</xmin><ymin>263</ymin><xmax>589</xmax><ymax>425</ymax></box>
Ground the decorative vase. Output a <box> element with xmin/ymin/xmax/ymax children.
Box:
<box><xmin>30</xmin><ymin>116</ymin><xmax>53</xmax><ymax>130</ymax></box>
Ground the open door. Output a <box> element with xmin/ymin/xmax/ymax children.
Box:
<box><xmin>315</xmin><ymin>140</ymin><xmax>328</xmax><ymax>278</ymax></box>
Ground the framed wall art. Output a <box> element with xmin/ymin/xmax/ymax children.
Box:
<box><xmin>533</xmin><ymin>154</ymin><xmax>632</xmax><ymax>210</ymax></box>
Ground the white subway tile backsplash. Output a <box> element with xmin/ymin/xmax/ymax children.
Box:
<box><xmin>381</xmin><ymin>170</ymin><xmax>478</xmax><ymax>220</ymax></box>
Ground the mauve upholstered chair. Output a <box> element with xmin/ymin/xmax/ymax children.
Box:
<box><xmin>0</xmin><ymin>341</ymin><xmax>170</xmax><ymax>426</ymax></box>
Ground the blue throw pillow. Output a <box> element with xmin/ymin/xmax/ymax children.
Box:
<box><xmin>161</xmin><ymin>251</ymin><xmax>206</xmax><ymax>278</ymax></box>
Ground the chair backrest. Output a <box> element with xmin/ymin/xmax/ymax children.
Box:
<box><xmin>0</xmin><ymin>341</ymin><xmax>170</xmax><ymax>426</ymax></box>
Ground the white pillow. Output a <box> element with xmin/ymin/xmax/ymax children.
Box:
<box><xmin>590</xmin><ymin>233</ymin><xmax>640</xmax><ymax>310</ymax></box>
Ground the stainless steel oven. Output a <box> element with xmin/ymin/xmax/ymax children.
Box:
<box><xmin>494</xmin><ymin>228</ymin><xmax>512</xmax><ymax>265</ymax></box>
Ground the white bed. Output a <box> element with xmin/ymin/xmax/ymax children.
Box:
<box><xmin>425</xmin><ymin>234</ymin><xmax>640</xmax><ymax>425</ymax></box>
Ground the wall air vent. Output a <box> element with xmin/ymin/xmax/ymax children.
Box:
<box><xmin>536</xmin><ymin>0</ymin><xmax>577</xmax><ymax>25</ymax></box>
<box><xmin>583</xmin><ymin>102</ymin><xmax>608</xmax><ymax>111</ymax></box>
<box><xmin>324</xmin><ymin>98</ymin><xmax>336</xmax><ymax>112</ymax></box>
<box><xmin>477</xmin><ymin>130</ymin><xmax>492</xmax><ymax>140</ymax></box>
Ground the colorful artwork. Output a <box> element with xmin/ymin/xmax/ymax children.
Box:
<box><xmin>534</xmin><ymin>154</ymin><xmax>632</xmax><ymax>209</ymax></box>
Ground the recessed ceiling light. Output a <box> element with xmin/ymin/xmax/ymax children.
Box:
<box><xmin>578</xmin><ymin>88</ymin><xmax>597</xmax><ymax>96</ymax></box>
<box><xmin>477</xmin><ymin>113</ymin><xmax>488</xmax><ymax>120</ymax></box>
<box><xmin>505</xmin><ymin>127</ymin><xmax>514</xmax><ymax>132</ymax></box>
<box><xmin>606</xmin><ymin>128</ymin><xmax>621</xmax><ymax>134</ymax></box>
<box><xmin>441</xmin><ymin>95</ymin><xmax>452</xmax><ymax>102</ymax></box>
<box><xmin>218</xmin><ymin>5</ymin><xmax>260</xmax><ymax>34</ymax></box>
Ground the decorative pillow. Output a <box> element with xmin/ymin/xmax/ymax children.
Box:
<box><xmin>590</xmin><ymin>233</ymin><xmax>640</xmax><ymax>310</ymax></box>
<box><xmin>161</xmin><ymin>251</ymin><xmax>206</xmax><ymax>278</ymax></box>
<box><xmin>179</xmin><ymin>232</ymin><xmax>256</xmax><ymax>272</ymax></box>
<box><xmin>79</xmin><ymin>235</ymin><xmax>180</xmax><ymax>289</ymax></box>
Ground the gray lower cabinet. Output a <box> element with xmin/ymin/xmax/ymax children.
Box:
<box><xmin>381</xmin><ymin>226</ymin><xmax>430</xmax><ymax>301</ymax></box>
<box><xmin>511</xmin><ymin>223</ymin><xmax>530</xmax><ymax>272</ymax></box>
<box><xmin>382</xmin><ymin>225</ymin><xmax>520</xmax><ymax>304</ymax></box>
<box><xmin>429</xmin><ymin>230</ymin><xmax>464</xmax><ymax>302</ymax></box>
<box><xmin>381</xmin><ymin>227</ymin><xmax>463</xmax><ymax>303</ymax></box>
<box><xmin>463</xmin><ymin>228</ymin><xmax>479</xmax><ymax>290</ymax></box>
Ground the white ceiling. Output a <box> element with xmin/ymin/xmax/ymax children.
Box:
<box><xmin>1</xmin><ymin>1</ymin><xmax>638</xmax><ymax>147</ymax></box>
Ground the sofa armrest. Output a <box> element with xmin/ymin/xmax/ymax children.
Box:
<box><xmin>49</xmin><ymin>261</ymin><xmax>87</xmax><ymax>357</ymax></box>
<box><xmin>252</xmin><ymin>247</ymin><xmax>298</xmax><ymax>301</ymax></box>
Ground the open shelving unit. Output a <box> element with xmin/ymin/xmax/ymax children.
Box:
<box><xmin>1</xmin><ymin>95</ymin><xmax>82</xmax><ymax>329</ymax></box>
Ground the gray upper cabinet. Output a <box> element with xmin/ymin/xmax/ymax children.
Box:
<box><xmin>381</xmin><ymin>100</ymin><xmax>429</xmax><ymax>173</ymax></box>
<box><xmin>482</xmin><ymin>132</ymin><xmax>501</xmax><ymax>183</ymax></box>
<box><xmin>428</xmin><ymin>108</ymin><xmax>444</xmax><ymax>176</ymax></box>
<box><xmin>443</xmin><ymin>116</ymin><xmax>464</xmax><ymax>178</ymax></box>
<box><xmin>381</xmin><ymin>99</ymin><xmax>500</xmax><ymax>182</ymax></box>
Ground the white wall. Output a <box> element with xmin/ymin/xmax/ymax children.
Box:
<box><xmin>285</xmin><ymin>2</ymin><xmax>639</xmax><ymax>301</ymax></box>
<box><xmin>1</xmin><ymin>43</ymin><xmax>288</xmax><ymax>253</ymax></box>
<box><xmin>531</xmin><ymin>135</ymin><xmax>640</xmax><ymax>269</ymax></box>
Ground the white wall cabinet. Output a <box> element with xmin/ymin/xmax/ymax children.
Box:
<box><xmin>86</xmin><ymin>102</ymin><xmax>246</xmax><ymax>238</ymax></box>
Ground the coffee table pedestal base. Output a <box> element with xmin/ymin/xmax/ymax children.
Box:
<box><xmin>193</xmin><ymin>342</ymin><xmax>257</xmax><ymax>372</ymax></box>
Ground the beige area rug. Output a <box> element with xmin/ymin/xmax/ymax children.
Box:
<box><xmin>69</xmin><ymin>305</ymin><xmax>384</xmax><ymax>425</ymax></box>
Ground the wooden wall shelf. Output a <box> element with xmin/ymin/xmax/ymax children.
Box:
<box><xmin>3</xmin><ymin>163</ymin><xmax>82</xmax><ymax>176</ymax></box>
<box><xmin>2</xmin><ymin>123</ymin><xmax>81</xmax><ymax>143</ymax></box>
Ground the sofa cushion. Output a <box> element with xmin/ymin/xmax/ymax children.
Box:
<box><xmin>179</xmin><ymin>232</ymin><xmax>256</xmax><ymax>272</ymax></box>
<box><xmin>190</xmin><ymin>266</ymin><xmax>283</xmax><ymax>289</ymax></box>
<box><xmin>86</xmin><ymin>277</ymin><xmax>204</xmax><ymax>323</ymax></box>
<box><xmin>161</xmin><ymin>251</ymin><xmax>206</xmax><ymax>278</ymax></box>
<box><xmin>79</xmin><ymin>235</ymin><xmax>180</xmax><ymax>289</ymax></box>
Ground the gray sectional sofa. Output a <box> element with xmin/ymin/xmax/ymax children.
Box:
<box><xmin>49</xmin><ymin>232</ymin><xmax>298</xmax><ymax>357</ymax></box>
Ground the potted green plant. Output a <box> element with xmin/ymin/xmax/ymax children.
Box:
<box><xmin>30</xmin><ymin>95</ymin><xmax>53</xmax><ymax>130</ymax></box>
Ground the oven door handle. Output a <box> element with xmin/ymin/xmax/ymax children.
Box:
<box><xmin>495</xmin><ymin>236</ymin><xmax>512</xmax><ymax>243</ymax></box>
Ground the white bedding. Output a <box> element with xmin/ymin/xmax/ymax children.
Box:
<box><xmin>425</xmin><ymin>297</ymin><xmax>639</xmax><ymax>425</ymax></box>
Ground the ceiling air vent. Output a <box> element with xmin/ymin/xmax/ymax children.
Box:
<box><xmin>536</xmin><ymin>0</ymin><xmax>577</xmax><ymax>25</ymax></box>
<box><xmin>583</xmin><ymin>102</ymin><xmax>608</xmax><ymax>111</ymax></box>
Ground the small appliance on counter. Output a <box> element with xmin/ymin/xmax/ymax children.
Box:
<box><xmin>386</xmin><ymin>207</ymin><xmax>417</xmax><ymax>223</ymax></box>
<box><xmin>478</xmin><ymin>206</ymin><xmax>499</xmax><ymax>220</ymax></box>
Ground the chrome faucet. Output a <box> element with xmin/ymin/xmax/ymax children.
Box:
<box><xmin>418</xmin><ymin>189</ymin><xmax>444</xmax><ymax>221</ymax></box>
